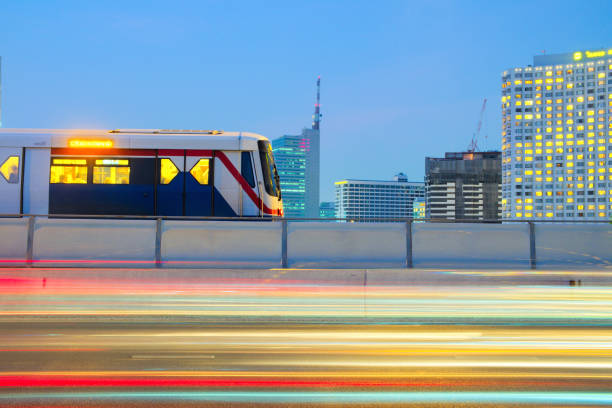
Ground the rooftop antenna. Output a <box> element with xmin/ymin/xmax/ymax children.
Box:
<box><xmin>312</xmin><ymin>76</ymin><xmax>321</xmax><ymax>130</ymax></box>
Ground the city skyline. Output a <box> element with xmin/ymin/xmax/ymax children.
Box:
<box><xmin>1</xmin><ymin>1</ymin><xmax>612</xmax><ymax>201</ymax></box>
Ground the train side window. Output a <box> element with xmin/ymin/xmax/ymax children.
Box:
<box><xmin>189</xmin><ymin>159</ymin><xmax>209</xmax><ymax>185</ymax></box>
<box><xmin>50</xmin><ymin>158</ymin><xmax>87</xmax><ymax>184</ymax></box>
<box><xmin>93</xmin><ymin>166</ymin><xmax>130</xmax><ymax>184</ymax></box>
<box><xmin>160</xmin><ymin>158</ymin><xmax>179</xmax><ymax>184</ymax></box>
<box><xmin>241</xmin><ymin>151</ymin><xmax>256</xmax><ymax>188</ymax></box>
<box><xmin>0</xmin><ymin>156</ymin><xmax>20</xmax><ymax>183</ymax></box>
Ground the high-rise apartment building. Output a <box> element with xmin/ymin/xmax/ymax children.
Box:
<box><xmin>501</xmin><ymin>48</ymin><xmax>612</xmax><ymax>220</ymax></box>
<box><xmin>426</xmin><ymin>151</ymin><xmax>502</xmax><ymax>221</ymax></box>
<box><xmin>335</xmin><ymin>173</ymin><xmax>424</xmax><ymax>220</ymax></box>
<box><xmin>273</xmin><ymin>77</ymin><xmax>321</xmax><ymax>217</ymax></box>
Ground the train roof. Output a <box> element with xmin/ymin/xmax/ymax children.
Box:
<box><xmin>0</xmin><ymin>129</ymin><xmax>269</xmax><ymax>150</ymax></box>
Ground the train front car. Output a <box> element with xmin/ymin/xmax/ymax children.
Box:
<box><xmin>0</xmin><ymin>129</ymin><xmax>283</xmax><ymax>218</ymax></box>
<box><xmin>256</xmin><ymin>139</ymin><xmax>283</xmax><ymax>217</ymax></box>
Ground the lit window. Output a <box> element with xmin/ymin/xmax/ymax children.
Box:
<box><xmin>93</xmin><ymin>166</ymin><xmax>130</xmax><ymax>184</ymax></box>
<box><xmin>50</xmin><ymin>163</ymin><xmax>87</xmax><ymax>184</ymax></box>
<box><xmin>189</xmin><ymin>158</ymin><xmax>210</xmax><ymax>185</ymax></box>
<box><xmin>95</xmin><ymin>159</ymin><xmax>129</xmax><ymax>166</ymax></box>
<box><xmin>53</xmin><ymin>159</ymin><xmax>87</xmax><ymax>165</ymax></box>
<box><xmin>0</xmin><ymin>156</ymin><xmax>20</xmax><ymax>184</ymax></box>
<box><xmin>160</xmin><ymin>158</ymin><xmax>179</xmax><ymax>185</ymax></box>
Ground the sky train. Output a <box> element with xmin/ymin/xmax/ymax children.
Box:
<box><xmin>0</xmin><ymin>129</ymin><xmax>283</xmax><ymax>217</ymax></box>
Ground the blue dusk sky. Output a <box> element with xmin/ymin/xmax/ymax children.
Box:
<box><xmin>1</xmin><ymin>0</ymin><xmax>612</xmax><ymax>201</ymax></box>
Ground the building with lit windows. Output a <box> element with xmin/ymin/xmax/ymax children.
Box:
<box><xmin>501</xmin><ymin>48</ymin><xmax>612</xmax><ymax>220</ymax></box>
<box><xmin>426</xmin><ymin>151</ymin><xmax>501</xmax><ymax>221</ymax></box>
<box><xmin>272</xmin><ymin>135</ymin><xmax>307</xmax><ymax>217</ymax></box>
<box><xmin>335</xmin><ymin>173</ymin><xmax>424</xmax><ymax>221</ymax></box>
<box><xmin>319</xmin><ymin>201</ymin><xmax>335</xmax><ymax>218</ymax></box>
<box><xmin>272</xmin><ymin>77</ymin><xmax>321</xmax><ymax>218</ymax></box>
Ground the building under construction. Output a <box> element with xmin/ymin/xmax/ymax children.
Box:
<box><xmin>425</xmin><ymin>151</ymin><xmax>502</xmax><ymax>221</ymax></box>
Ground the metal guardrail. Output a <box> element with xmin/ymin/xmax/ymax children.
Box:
<box><xmin>0</xmin><ymin>213</ymin><xmax>610</xmax><ymax>223</ymax></box>
<box><xmin>0</xmin><ymin>214</ymin><xmax>609</xmax><ymax>270</ymax></box>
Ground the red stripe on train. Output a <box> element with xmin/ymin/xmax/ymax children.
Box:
<box><xmin>158</xmin><ymin>150</ymin><xmax>213</xmax><ymax>156</ymax></box>
<box><xmin>216</xmin><ymin>151</ymin><xmax>282</xmax><ymax>216</ymax></box>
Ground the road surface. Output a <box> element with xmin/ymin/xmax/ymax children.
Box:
<box><xmin>0</xmin><ymin>267</ymin><xmax>611</xmax><ymax>406</ymax></box>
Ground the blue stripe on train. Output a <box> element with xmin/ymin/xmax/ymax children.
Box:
<box><xmin>49</xmin><ymin>184</ymin><xmax>155</xmax><ymax>215</ymax></box>
<box><xmin>213</xmin><ymin>188</ymin><xmax>237</xmax><ymax>217</ymax></box>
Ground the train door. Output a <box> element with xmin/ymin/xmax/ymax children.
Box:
<box><xmin>185</xmin><ymin>151</ymin><xmax>213</xmax><ymax>216</ymax></box>
<box><xmin>240</xmin><ymin>151</ymin><xmax>260</xmax><ymax>217</ymax></box>
<box><xmin>214</xmin><ymin>151</ymin><xmax>241</xmax><ymax>217</ymax></box>
<box><xmin>157</xmin><ymin>151</ymin><xmax>185</xmax><ymax>216</ymax></box>
<box><xmin>0</xmin><ymin>148</ymin><xmax>22</xmax><ymax>214</ymax></box>
<box><xmin>156</xmin><ymin>150</ymin><xmax>213</xmax><ymax>216</ymax></box>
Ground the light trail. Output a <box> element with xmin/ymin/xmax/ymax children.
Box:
<box><xmin>1</xmin><ymin>268</ymin><xmax>612</xmax><ymax>406</ymax></box>
<box><xmin>2</xmin><ymin>391</ymin><xmax>612</xmax><ymax>405</ymax></box>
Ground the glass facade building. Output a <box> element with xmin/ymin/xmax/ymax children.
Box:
<box><xmin>502</xmin><ymin>48</ymin><xmax>612</xmax><ymax>220</ymax></box>
<box><xmin>272</xmin><ymin>78</ymin><xmax>321</xmax><ymax>218</ymax></box>
<box><xmin>335</xmin><ymin>173</ymin><xmax>424</xmax><ymax>220</ymax></box>
<box><xmin>272</xmin><ymin>135</ymin><xmax>307</xmax><ymax>217</ymax></box>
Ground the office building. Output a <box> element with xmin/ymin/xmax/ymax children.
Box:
<box><xmin>426</xmin><ymin>151</ymin><xmax>502</xmax><ymax>221</ymax></box>
<box><xmin>319</xmin><ymin>201</ymin><xmax>335</xmax><ymax>218</ymax></box>
<box><xmin>272</xmin><ymin>135</ymin><xmax>307</xmax><ymax>217</ymax></box>
<box><xmin>501</xmin><ymin>48</ymin><xmax>612</xmax><ymax>220</ymax></box>
<box><xmin>303</xmin><ymin>127</ymin><xmax>320</xmax><ymax>217</ymax></box>
<box><xmin>273</xmin><ymin>77</ymin><xmax>321</xmax><ymax>217</ymax></box>
<box><xmin>335</xmin><ymin>173</ymin><xmax>424</xmax><ymax>220</ymax></box>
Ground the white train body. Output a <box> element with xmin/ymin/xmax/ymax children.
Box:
<box><xmin>0</xmin><ymin>129</ymin><xmax>283</xmax><ymax>217</ymax></box>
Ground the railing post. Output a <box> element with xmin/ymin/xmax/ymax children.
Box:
<box><xmin>529</xmin><ymin>221</ymin><xmax>536</xmax><ymax>270</ymax></box>
<box><xmin>26</xmin><ymin>216</ymin><xmax>35</xmax><ymax>267</ymax></box>
<box><xmin>406</xmin><ymin>220</ymin><xmax>413</xmax><ymax>268</ymax></box>
<box><xmin>281</xmin><ymin>219</ymin><xmax>288</xmax><ymax>269</ymax></box>
<box><xmin>155</xmin><ymin>218</ymin><xmax>162</xmax><ymax>268</ymax></box>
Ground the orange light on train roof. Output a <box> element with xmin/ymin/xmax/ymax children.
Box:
<box><xmin>68</xmin><ymin>139</ymin><xmax>114</xmax><ymax>148</ymax></box>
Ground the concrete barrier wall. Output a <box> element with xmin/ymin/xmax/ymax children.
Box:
<box><xmin>32</xmin><ymin>218</ymin><xmax>156</xmax><ymax>267</ymax></box>
<box><xmin>535</xmin><ymin>224</ymin><xmax>612</xmax><ymax>269</ymax></box>
<box><xmin>288</xmin><ymin>222</ymin><xmax>406</xmax><ymax>268</ymax></box>
<box><xmin>0</xmin><ymin>217</ymin><xmax>610</xmax><ymax>270</ymax></box>
<box><xmin>162</xmin><ymin>221</ymin><xmax>281</xmax><ymax>268</ymax></box>
<box><xmin>412</xmin><ymin>223</ymin><xmax>531</xmax><ymax>269</ymax></box>
<box><xmin>0</xmin><ymin>218</ymin><xmax>28</xmax><ymax>267</ymax></box>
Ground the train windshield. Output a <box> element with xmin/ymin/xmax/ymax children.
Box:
<box><xmin>258</xmin><ymin>140</ymin><xmax>281</xmax><ymax>198</ymax></box>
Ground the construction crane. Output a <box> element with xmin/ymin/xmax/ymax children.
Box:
<box><xmin>467</xmin><ymin>98</ymin><xmax>487</xmax><ymax>152</ymax></box>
